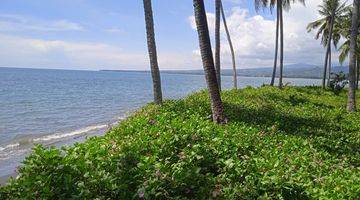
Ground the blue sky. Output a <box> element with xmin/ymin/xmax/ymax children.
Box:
<box><xmin>0</xmin><ymin>0</ymin><xmax>337</xmax><ymax>70</ymax></box>
<box><xmin>0</xmin><ymin>0</ymin><xmax>262</xmax><ymax>47</ymax></box>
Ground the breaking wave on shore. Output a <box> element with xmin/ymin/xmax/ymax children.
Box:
<box><xmin>0</xmin><ymin>119</ymin><xmax>123</xmax><ymax>162</ymax></box>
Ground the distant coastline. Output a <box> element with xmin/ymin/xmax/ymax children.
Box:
<box><xmin>0</xmin><ymin>63</ymin><xmax>347</xmax><ymax>80</ymax></box>
<box><xmin>100</xmin><ymin>69</ymin><xmax>321</xmax><ymax>79</ymax></box>
<box><xmin>100</xmin><ymin>63</ymin><xmax>348</xmax><ymax>80</ymax></box>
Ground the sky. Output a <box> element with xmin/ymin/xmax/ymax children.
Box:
<box><xmin>0</xmin><ymin>0</ymin><xmax>346</xmax><ymax>70</ymax></box>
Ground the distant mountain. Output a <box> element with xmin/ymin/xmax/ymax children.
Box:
<box><xmin>160</xmin><ymin>63</ymin><xmax>349</xmax><ymax>79</ymax></box>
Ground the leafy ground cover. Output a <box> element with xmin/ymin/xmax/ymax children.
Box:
<box><xmin>1</xmin><ymin>86</ymin><xmax>359</xmax><ymax>199</ymax></box>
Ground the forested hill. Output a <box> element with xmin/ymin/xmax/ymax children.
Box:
<box><xmin>160</xmin><ymin>63</ymin><xmax>349</xmax><ymax>79</ymax></box>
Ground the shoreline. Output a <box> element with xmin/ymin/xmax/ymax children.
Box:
<box><xmin>2</xmin><ymin>86</ymin><xmax>357</xmax><ymax>198</ymax></box>
<box><xmin>0</xmin><ymin>172</ymin><xmax>16</xmax><ymax>185</ymax></box>
<box><xmin>0</xmin><ymin>72</ymin><xmax>321</xmax><ymax>186</ymax></box>
<box><xmin>0</xmin><ymin>119</ymin><xmax>125</xmax><ymax>184</ymax></box>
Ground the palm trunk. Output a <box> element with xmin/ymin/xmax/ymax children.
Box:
<box><xmin>327</xmin><ymin>43</ymin><xmax>332</xmax><ymax>87</ymax></box>
<box><xmin>193</xmin><ymin>0</ymin><xmax>227</xmax><ymax>124</ymax></box>
<box><xmin>323</xmin><ymin>44</ymin><xmax>330</xmax><ymax>89</ymax></box>
<box><xmin>220</xmin><ymin>1</ymin><xmax>237</xmax><ymax>89</ymax></box>
<box><xmin>271</xmin><ymin>0</ymin><xmax>280</xmax><ymax>86</ymax></box>
<box><xmin>356</xmin><ymin>56</ymin><xmax>360</xmax><ymax>90</ymax></box>
<box><xmin>347</xmin><ymin>0</ymin><xmax>359</xmax><ymax>112</ymax></box>
<box><xmin>143</xmin><ymin>0</ymin><xmax>163</xmax><ymax>105</ymax></box>
<box><xmin>323</xmin><ymin>8</ymin><xmax>336</xmax><ymax>89</ymax></box>
<box><xmin>279</xmin><ymin>0</ymin><xmax>284</xmax><ymax>88</ymax></box>
<box><xmin>215</xmin><ymin>0</ymin><xmax>221</xmax><ymax>91</ymax></box>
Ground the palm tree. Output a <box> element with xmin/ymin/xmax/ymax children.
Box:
<box><xmin>307</xmin><ymin>0</ymin><xmax>347</xmax><ymax>89</ymax></box>
<box><xmin>220</xmin><ymin>1</ymin><xmax>238</xmax><ymax>89</ymax></box>
<box><xmin>255</xmin><ymin>0</ymin><xmax>305</xmax><ymax>88</ymax></box>
<box><xmin>271</xmin><ymin>0</ymin><xmax>280</xmax><ymax>86</ymax></box>
<box><xmin>338</xmin><ymin>39</ymin><xmax>360</xmax><ymax>89</ymax></box>
<box><xmin>143</xmin><ymin>0</ymin><xmax>163</xmax><ymax>104</ymax></box>
<box><xmin>279</xmin><ymin>0</ymin><xmax>285</xmax><ymax>88</ymax></box>
<box><xmin>193</xmin><ymin>0</ymin><xmax>227</xmax><ymax>124</ymax></box>
<box><xmin>347</xmin><ymin>0</ymin><xmax>359</xmax><ymax>112</ymax></box>
<box><xmin>215</xmin><ymin>0</ymin><xmax>221</xmax><ymax>91</ymax></box>
<box><xmin>338</xmin><ymin>9</ymin><xmax>360</xmax><ymax>89</ymax></box>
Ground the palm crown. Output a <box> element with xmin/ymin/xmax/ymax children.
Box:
<box><xmin>307</xmin><ymin>0</ymin><xmax>348</xmax><ymax>47</ymax></box>
<box><xmin>337</xmin><ymin>9</ymin><xmax>360</xmax><ymax>64</ymax></box>
<box><xmin>254</xmin><ymin>0</ymin><xmax>305</xmax><ymax>11</ymax></box>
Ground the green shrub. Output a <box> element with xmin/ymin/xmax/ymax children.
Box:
<box><xmin>329</xmin><ymin>72</ymin><xmax>348</xmax><ymax>95</ymax></box>
<box><xmin>1</xmin><ymin>86</ymin><xmax>359</xmax><ymax>199</ymax></box>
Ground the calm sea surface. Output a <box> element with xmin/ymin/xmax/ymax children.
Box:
<box><xmin>0</xmin><ymin>67</ymin><xmax>321</xmax><ymax>178</ymax></box>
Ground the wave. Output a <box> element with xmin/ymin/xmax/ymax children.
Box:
<box><xmin>0</xmin><ymin>143</ymin><xmax>20</xmax><ymax>152</ymax></box>
<box><xmin>33</xmin><ymin>124</ymin><xmax>108</xmax><ymax>142</ymax></box>
<box><xmin>0</xmin><ymin>119</ymin><xmax>123</xmax><ymax>161</ymax></box>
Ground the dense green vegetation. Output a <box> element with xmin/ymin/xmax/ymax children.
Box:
<box><xmin>1</xmin><ymin>86</ymin><xmax>359</xmax><ymax>199</ymax></box>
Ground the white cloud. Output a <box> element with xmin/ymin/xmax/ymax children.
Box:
<box><xmin>0</xmin><ymin>34</ymin><xmax>142</xmax><ymax>69</ymax></box>
<box><xmin>0</xmin><ymin>0</ymin><xmax>350</xmax><ymax>70</ymax></box>
<box><xmin>223</xmin><ymin>0</ymin><xmax>243</xmax><ymax>4</ymax></box>
<box><xmin>0</xmin><ymin>14</ymin><xmax>84</xmax><ymax>32</ymax></box>
<box><xmin>104</xmin><ymin>27</ymin><xmax>125</xmax><ymax>34</ymax></box>
<box><xmin>0</xmin><ymin>33</ymin><xmax>198</xmax><ymax>70</ymax></box>
<box><xmin>189</xmin><ymin>0</ymin><xmax>345</xmax><ymax>69</ymax></box>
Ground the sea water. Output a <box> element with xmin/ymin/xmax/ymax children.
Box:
<box><xmin>0</xmin><ymin>67</ymin><xmax>321</xmax><ymax>178</ymax></box>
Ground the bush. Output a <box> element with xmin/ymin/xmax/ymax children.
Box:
<box><xmin>1</xmin><ymin>86</ymin><xmax>359</xmax><ymax>199</ymax></box>
<box><xmin>329</xmin><ymin>72</ymin><xmax>348</xmax><ymax>95</ymax></box>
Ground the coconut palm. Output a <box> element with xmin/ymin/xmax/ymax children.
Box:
<box><xmin>338</xmin><ymin>39</ymin><xmax>360</xmax><ymax>89</ymax></box>
<box><xmin>307</xmin><ymin>0</ymin><xmax>347</xmax><ymax>89</ymax></box>
<box><xmin>255</xmin><ymin>0</ymin><xmax>305</xmax><ymax>88</ymax></box>
<box><xmin>338</xmin><ymin>11</ymin><xmax>354</xmax><ymax>64</ymax></box>
<box><xmin>193</xmin><ymin>0</ymin><xmax>227</xmax><ymax>124</ymax></box>
<box><xmin>220</xmin><ymin>1</ymin><xmax>238</xmax><ymax>89</ymax></box>
<box><xmin>215</xmin><ymin>0</ymin><xmax>221</xmax><ymax>91</ymax></box>
<box><xmin>271</xmin><ymin>0</ymin><xmax>280</xmax><ymax>86</ymax></box>
<box><xmin>339</xmin><ymin>40</ymin><xmax>360</xmax><ymax>89</ymax></box>
<box><xmin>347</xmin><ymin>0</ymin><xmax>359</xmax><ymax>112</ymax></box>
<box><xmin>338</xmin><ymin>9</ymin><xmax>360</xmax><ymax>89</ymax></box>
<box><xmin>278</xmin><ymin>0</ymin><xmax>285</xmax><ymax>88</ymax></box>
<box><xmin>143</xmin><ymin>0</ymin><xmax>163</xmax><ymax>104</ymax></box>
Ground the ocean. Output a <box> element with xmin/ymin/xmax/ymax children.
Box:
<box><xmin>0</xmin><ymin>67</ymin><xmax>321</xmax><ymax>179</ymax></box>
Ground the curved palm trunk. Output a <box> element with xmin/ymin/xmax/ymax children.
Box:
<box><xmin>323</xmin><ymin>8</ymin><xmax>336</xmax><ymax>89</ymax></box>
<box><xmin>347</xmin><ymin>0</ymin><xmax>359</xmax><ymax>112</ymax></box>
<box><xmin>279</xmin><ymin>0</ymin><xmax>284</xmax><ymax>88</ymax></box>
<box><xmin>215</xmin><ymin>0</ymin><xmax>221</xmax><ymax>91</ymax></box>
<box><xmin>143</xmin><ymin>0</ymin><xmax>163</xmax><ymax>104</ymax></box>
<box><xmin>193</xmin><ymin>0</ymin><xmax>226</xmax><ymax>124</ymax></box>
<box><xmin>220</xmin><ymin>1</ymin><xmax>237</xmax><ymax>89</ymax></box>
<box><xmin>271</xmin><ymin>1</ymin><xmax>280</xmax><ymax>86</ymax></box>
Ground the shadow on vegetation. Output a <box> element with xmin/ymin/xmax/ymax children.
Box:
<box><xmin>217</xmin><ymin>88</ymin><xmax>359</xmax><ymax>165</ymax></box>
<box><xmin>223</xmin><ymin>102</ymin><xmax>330</xmax><ymax>136</ymax></box>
